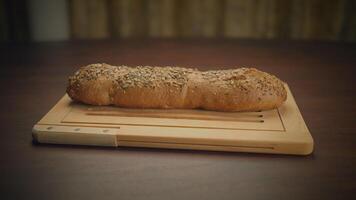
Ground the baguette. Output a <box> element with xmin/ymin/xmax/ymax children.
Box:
<box><xmin>67</xmin><ymin>63</ymin><xmax>287</xmax><ymax>111</ymax></box>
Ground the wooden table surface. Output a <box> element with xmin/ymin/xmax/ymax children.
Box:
<box><xmin>0</xmin><ymin>39</ymin><xmax>355</xmax><ymax>200</ymax></box>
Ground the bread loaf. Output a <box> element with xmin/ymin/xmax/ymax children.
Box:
<box><xmin>67</xmin><ymin>63</ymin><xmax>287</xmax><ymax>112</ymax></box>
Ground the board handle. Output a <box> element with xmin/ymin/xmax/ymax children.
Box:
<box><xmin>32</xmin><ymin>125</ymin><xmax>119</xmax><ymax>147</ymax></box>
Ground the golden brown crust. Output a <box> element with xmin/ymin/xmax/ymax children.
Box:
<box><xmin>67</xmin><ymin>63</ymin><xmax>287</xmax><ymax>111</ymax></box>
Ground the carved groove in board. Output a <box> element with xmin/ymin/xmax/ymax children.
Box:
<box><xmin>39</xmin><ymin>122</ymin><xmax>281</xmax><ymax>132</ymax></box>
<box><xmin>86</xmin><ymin>111</ymin><xmax>265</xmax><ymax>123</ymax></box>
<box><xmin>61</xmin><ymin>121</ymin><xmax>282</xmax><ymax>131</ymax></box>
<box><xmin>61</xmin><ymin>103</ymin><xmax>285</xmax><ymax>131</ymax></box>
<box><xmin>117</xmin><ymin>140</ymin><xmax>275</xmax><ymax>150</ymax></box>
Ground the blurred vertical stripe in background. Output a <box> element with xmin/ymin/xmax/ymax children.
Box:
<box><xmin>0</xmin><ymin>0</ymin><xmax>355</xmax><ymax>42</ymax></box>
<box><xmin>0</xmin><ymin>0</ymin><xmax>30</xmax><ymax>42</ymax></box>
<box><xmin>28</xmin><ymin>0</ymin><xmax>69</xmax><ymax>41</ymax></box>
<box><xmin>70</xmin><ymin>0</ymin><xmax>109</xmax><ymax>39</ymax></box>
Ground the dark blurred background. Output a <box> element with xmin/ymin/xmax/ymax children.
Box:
<box><xmin>1</xmin><ymin>0</ymin><xmax>356</xmax><ymax>42</ymax></box>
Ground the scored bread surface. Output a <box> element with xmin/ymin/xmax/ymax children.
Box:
<box><xmin>67</xmin><ymin>63</ymin><xmax>287</xmax><ymax>112</ymax></box>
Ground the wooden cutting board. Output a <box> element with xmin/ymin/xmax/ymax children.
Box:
<box><xmin>32</xmin><ymin>85</ymin><xmax>313</xmax><ymax>155</ymax></box>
